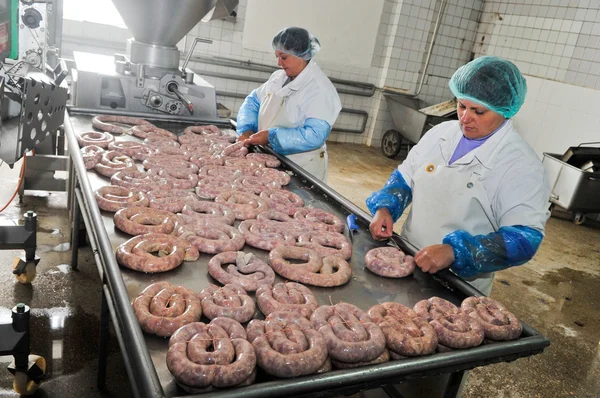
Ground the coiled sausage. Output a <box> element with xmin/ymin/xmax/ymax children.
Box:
<box><xmin>364</xmin><ymin>247</ymin><xmax>415</xmax><ymax>278</ymax></box>
<box><xmin>76</xmin><ymin>131</ymin><xmax>115</xmax><ymax>148</ymax></box>
<box><xmin>113</xmin><ymin>206</ymin><xmax>179</xmax><ymax>235</ymax></box>
<box><xmin>461</xmin><ymin>296</ymin><xmax>522</xmax><ymax>341</ymax></box>
<box><xmin>207</xmin><ymin>251</ymin><xmax>275</xmax><ymax>292</ymax></box>
<box><xmin>116</xmin><ymin>232</ymin><xmax>199</xmax><ymax>273</ymax></box>
<box><xmin>92</xmin><ymin>115</ymin><xmax>153</xmax><ymax>134</ymax></box>
<box><xmin>214</xmin><ymin>191</ymin><xmax>268</xmax><ymax>220</ymax></box>
<box><xmin>133</xmin><ymin>281</ymin><xmax>201</xmax><ymax>337</ymax></box>
<box><xmin>199</xmin><ymin>284</ymin><xmax>256</xmax><ymax>323</ymax></box>
<box><xmin>94</xmin><ymin>186</ymin><xmax>149</xmax><ymax>212</ymax></box>
<box><xmin>256</xmin><ymin>282</ymin><xmax>318</xmax><ymax>319</ymax></box>
<box><xmin>176</xmin><ymin>221</ymin><xmax>245</xmax><ymax>254</ymax></box>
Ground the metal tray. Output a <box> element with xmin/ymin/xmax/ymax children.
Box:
<box><xmin>65</xmin><ymin>111</ymin><xmax>550</xmax><ymax>398</ymax></box>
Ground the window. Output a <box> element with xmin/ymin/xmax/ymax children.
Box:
<box><xmin>63</xmin><ymin>0</ymin><xmax>125</xmax><ymax>28</ymax></box>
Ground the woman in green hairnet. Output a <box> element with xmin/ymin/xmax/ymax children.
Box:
<box><xmin>367</xmin><ymin>56</ymin><xmax>550</xmax><ymax>296</ymax></box>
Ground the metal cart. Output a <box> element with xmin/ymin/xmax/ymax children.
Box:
<box><xmin>380</xmin><ymin>93</ymin><xmax>457</xmax><ymax>159</ymax></box>
<box><xmin>65</xmin><ymin>110</ymin><xmax>550</xmax><ymax>398</ymax></box>
<box><xmin>542</xmin><ymin>144</ymin><xmax>600</xmax><ymax>225</ymax></box>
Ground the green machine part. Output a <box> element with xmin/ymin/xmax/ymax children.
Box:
<box><xmin>9</xmin><ymin>0</ymin><xmax>18</xmax><ymax>59</ymax></box>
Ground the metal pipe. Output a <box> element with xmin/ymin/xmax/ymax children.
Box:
<box><xmin>413</xmin><ymin>0</ymin><xmax>448</xmax><ymax>97</ymax></box>
<box><xmin>63</xmin><ymin>110</ymin><xmax>165</xmax><ymax>398</ymax></box>
<box><xmin>214</xmin><ymin>91</ymin><xmax>368</xmax><ymax>134</ymax></box>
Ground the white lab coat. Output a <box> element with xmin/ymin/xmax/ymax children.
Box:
<box><xmin>256</xmin><ymin>61</ymin><xmax>341</xmax><ymax>182</ymax></box>
<box><xmin>398</xmin><ymin>120</ymin><xmax>551</xmax><ymax>295</ymax></box>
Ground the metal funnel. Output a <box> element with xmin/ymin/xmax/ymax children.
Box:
<box><xmin>111</xmin><ymin>0</ymin><xmax>236</xmax><ymax>47</ymax></box>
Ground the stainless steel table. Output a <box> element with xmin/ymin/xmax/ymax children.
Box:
<box><xmin>64</xmin><ymin>110</ymin><xmax>550</xmax><ymax>398</ymax></box>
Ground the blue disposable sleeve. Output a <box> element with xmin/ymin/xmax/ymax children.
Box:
<box><xmin>365</xmin><ymin>169</ymin><xmax>413</xmax><ymax>222</ymax></box>
<box><xmin>268</xmin><ymin>118</ymin><xmax>331</xmax><ymax>155</ymax></box>
<box><xmin>443</xmin><ymin>225</ymin><xmax>544</xmax><ymax>278</ymax></box>
<box><xmin>236</xmin><ymin>90</ymin><xmax>260</xmax><ymax>135</ymax></box>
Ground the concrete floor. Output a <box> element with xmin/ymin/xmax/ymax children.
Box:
<box><xmin>0</xmin><ymin>142</ymin><xmax>597</xmax><ymax>397</ymax></box>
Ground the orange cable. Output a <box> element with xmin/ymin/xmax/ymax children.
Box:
<box><xmin>0</xmin><ymin>154</ymin><xmax>27</xmax><ymax>213</ymax></box>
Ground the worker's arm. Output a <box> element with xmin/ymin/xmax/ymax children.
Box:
<box><xmin>267</xmin><ymin>118</ymin><xmax>331</xmax><ymax>154</ymax></box>
<box><xmin>236</xmin><ymin>90</ymin><xmax>260</xmax><ymax>139</ymax></box>
<box><xmin>366</xmin><ymin>169</ymin><xmax>412</xmax><ymax>223</ymax></box>
<box><xmin>442</xmin><ymin>226</ymin><xmax>544</xmax><ymax>277</ymax></box>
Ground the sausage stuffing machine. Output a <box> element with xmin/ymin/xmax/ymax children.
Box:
<box><xmin>64</xmin><ymin>110</ymin><xmax>550</xmax><ymax>398</ymax></box>
<box><xmin>70</xmin><ymin>0</ymin><xmax>238</xmax><ymax>120</ymax></box>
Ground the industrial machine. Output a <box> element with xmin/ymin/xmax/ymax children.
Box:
<box><xmin>70</xmin><ymin>0</ymin><xmax>238</xmax><ymax>120</ymax></box>
<box><xmin>543</xmin><ymin>143</ymin><xmax>600</xmax><ymax>225</ymax></box>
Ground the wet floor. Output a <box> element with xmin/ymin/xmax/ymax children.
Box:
<box><xmin>0</xmin><ymin>142</ymin><xmax>597</xmax><ymax>397</ymax></box>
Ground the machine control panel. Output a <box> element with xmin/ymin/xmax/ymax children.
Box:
<box><xmin>144</xmin><ymin>90</ymin><xmax>183</xmax><ymax>115</ymax></box>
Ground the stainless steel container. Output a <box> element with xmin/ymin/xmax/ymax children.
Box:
<box><xmin>542</xmin><ymin>152</ymin><xmax>600</xmax><ymax>224</ymax></box>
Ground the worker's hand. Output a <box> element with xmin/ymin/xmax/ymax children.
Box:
<box><xmin>243</xmin><ymin>130</ymin><xmax>270</xmax><ymax>146</ymax></box>
<box><xmin>414</xmin><ymin>244</ymin><xmax>455</xmax><ymax>274</ymax></box>
<box><xmin>369</xmin><ymin>208</ymin><xmax>394</xmax><ymax>240</ymax></box>
<box><xmin>237</xmin><ymin>131</ymin><xmax>253</xmax><ymax>142</ymax></box>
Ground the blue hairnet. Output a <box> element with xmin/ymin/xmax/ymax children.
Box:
<box><xmin>448</xmin><ymin>56</ymin><xmax>527</xmax><ymax>118</ymax></box>
<box><xmin>272</xmin><ymin>27</ymin><xmax>320</xmax><ymax>60</ymax></box>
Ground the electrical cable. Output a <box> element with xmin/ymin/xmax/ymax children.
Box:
<box><xmin>0</xmin><ymin>154</ymin><xmax>27</xmax><ymax>214</ymax></box>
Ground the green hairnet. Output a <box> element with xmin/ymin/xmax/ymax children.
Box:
<box><xmin>448</xmin><ymin>56</ymin><xmax>527</xmax><ymax>118</ymax></box>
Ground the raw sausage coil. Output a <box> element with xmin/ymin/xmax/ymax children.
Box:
<box><xmin>181</xmin><ymin>201</ymin><xmax>236</xmax><ymax>225</ymax></box>
<box><xmin>113</xmin><ymin>206</ymin><xmax>179</xmax><ymax>235</ymax></box>
<box><xmin>81</xmin><ymin>145</ymin><xmax>104</xmax><ymax>169</ymax></box>
<box><xmin>116</xmin><ymin>232</ymin><xmax>199</xmax><ymax>273</ymax></box>
<box><xmin>130</xmin><ymin>124</ymin><xmax>176</xmax><ymax>140</ymax></box>
<box><xmin>364</xmin><ymin>247</ymin><xmax>415</xmax><ymax>278</ymax></box>
<box><xmin>293</xmin><ymin>208</ymin><xmax>345</xmax><ymax>233</ymax></box>
<box><xmin>268</xmin><ymin>246</ymin><xmax>352</xmax><ymax>287</ymax></box>
<box><xmin>246</xmin><ymin>311</ymin><xmax>328</xmax><ymax>378</ymax></box>
<box><xmin>310</xmin><ymin>302</ymin><xmax>387</xmax><ymax>365</ymax></box>
<box><xmin>461</xmin><ymin>296</ymin><xmax>522</xmax><ymax>341</ymax></box>
<box><xmin>76</xmin><ymin>131</ymin><xmax>115</xmax><ymax>148</ymax></box>
<box><xmin>146</xmin><ymin>189</ymin><xmax>199</xmax><ymax>213</ymax></box>
<box><xmin>132</xmin><ymin>281</ymin><xmax>201</xmax><ymax>337</ymax></box>
<box><xmin>256</xmin><ymin>282</ymin><xmax>319</xmax><ymax>319</ymax></box>
<box><xmin>199</xmin><ymin>284</ymin><xmax>256</xmax><ymax>323</ymax></box>
<box><xmin>198</xmin><ymin>165</ymin><xmax>243</xmax><ymax>179</ymax></box>
<box><xmin>167</xmin><ymin>320</ymin><xmax>256</xmax><ymax>391</ymax></box>
<box><xmin>232</xmin><ymin>175</ymin><xmax>281</xmax><ymax>195</ymax></box>
<box><xmin>297</xmin><ymin>230</ymin><xmax>352</xmax><ymax>260</ymax></box>
<box><xmin>238</xmin><ymin>219</ymin><xmax>299</xmax><ymax>252</ymax></box>
<box><xmin>251</xmin><ymin>167</ymin><xmax>291</xmax><ymax>186</ymax></box>
<box><xmin>111</xmin><ymin>169</ymin><xmax>172</xmax><ymax>192</ymax></box>
<box><xmin>207</xmin><ymin>251</ymin><xmax>275</xmax><ymax>292</ymax></box>
<box><xmin>92</xmin><ymin>114</ymin><xmax>153</xmax><ymax>134</ymax></box>
<box><xmin>413</xmin><ymin>297</ymin><xmax>461</xmax><ymax>322</ymax></box>
<box><xmin>245</xmin><ymin>153</ymin><xmax>281</xmax><ymax>168</ymax></box>
<box><xmin>214</xmin><ymin>191</ymin><xmax>268</xmax><ymax>220</ymax></box>
<box><xmin>93</xmin><ymin>151</ymin><xmax>137</xmax><ymax>177</ymax></box>
<box><xmin>195</xmin><ymin>176</ymin><xmax>234</xmax><ymax>200</ymax></box>
<box><xmin>176</xmin><ymin>221</ymin><xmax>245</xmax><ymax>254</ymax></box>
<box><xmin>221</xmin><ymin>141</ymin><xmax>248</xmax><ymax>158</ymax></box>
<box><xmin>146</xmin><ymin>167</ymin><xmax>199</xmax><ymax>190</ymax></box>
<box><xmin>367</xmin><ymin>302</ymin><xmax>438</xmax><ymax>357</ymax></box>
<box><xmin>429</xmin><ymin>313</ymin><xmax>485</xmax><ymax>349</ymax></box>
<box><xmin>94</xmin><ymin>186</ymin><xmax>148</xmax><ymax>212</ymax></box>
<box><xmin>107</xmin><ymin>141</ymin><xmax>155</xmax><ymax>161</ymax></box>
<box><xmin>260</xmin><ymin>189</ymin><xmax>304</xmax><ymax>215</ymax></box>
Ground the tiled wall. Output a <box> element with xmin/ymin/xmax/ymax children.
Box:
<box><xmin>514</xmin><ymin>75</ymin><xmax>600</xmax><ymax>158</ymax></box>
<box><xmin>474</xmin><ymin>0</ymin><xmax>600</xmax><ymax>90</ymax></box>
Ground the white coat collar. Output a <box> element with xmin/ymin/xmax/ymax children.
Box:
<box><xmin>439</xmin><ymin>119</ymin><xmax>513</xmax><ymax>169</ymax></box>
<box><xmin>275</xmin><ymin>61</ymin><xmax>317</xmax><ymax>96</ymax></box>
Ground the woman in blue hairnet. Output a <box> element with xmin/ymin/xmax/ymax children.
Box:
<box><xmin>367</xmin><ymin>56</ymin><xmax>550</xmax><ymax>295</ymax></box>
<box><xmin>236</xmin><ymin>27</ymin><xmax>342</xmax><ymax>182</ymax></box>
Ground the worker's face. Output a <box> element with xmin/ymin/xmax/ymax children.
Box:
<box><xmin>275</xmin><ymin>51</ymin><xmax>308</xmax><ymax>78</ymax></box>
<box><xmin>457</xmin><ymin>99</ymin><xmax>506</xmax><ymax>139</ymax></box>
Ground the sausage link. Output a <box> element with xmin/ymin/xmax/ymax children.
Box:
<box><xmin>176</xmin><ymin>221</ymin><xmax>245</xmax><ymax>254</ymax></box>
<box><xmin>113</xmin><ymin>206</ymin><xmax>179</xmax><ymax>235</ymax></box>
<box><xmin>429</xmin><ymin>313</ymin><xmax>485</xmax><ymax>349</ymax></box>
<box><xmin>293</xmin><ymin>208</ymin><xmax>345</xmax><ymax>233</ymax></box>
<box><xmin>81</xmin><ymin>145</ymin><xmax>105</xmax><ymax>169</ymax></box>
<box><xmin>214</xmin><ymin>190</ymin><xmax>268</xmax><ymax>220</ymax></box>
<box><xmin>181</xmin><ymin>201</ymin><xmax>236</xmax><ymax>225</ymax></box>
<box><xmin>76</xmin><ymin>131</ymin><xmax>115</xmax><ymax>148</ymax></box>
<box><xmin>92</xmin><ymin>115</ymin><xmax>153</xmax><ymax>134</ymax></box>
<box><xmin>94</xmin><ymin>186</ymin><xmax>148</xmax><ymax>212</ymax></box>
<box><xmin>413</xmin><ymin>297</ymin><xmax>461</xmax><ymax>322</ymax></box>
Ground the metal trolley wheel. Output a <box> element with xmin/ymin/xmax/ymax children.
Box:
<box><xmin>573</xmin><ymin>212</ymin><xmax>586</xmax><ymax>225</ymax></box>
<box><xmin>381</xmin><ymin>129</ymin><xmax>403</xmax><ymax>158</ymax></box>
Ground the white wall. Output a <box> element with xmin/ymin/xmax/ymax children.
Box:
<box><xmin>514</xmin><ymin>75</ymin><xmax>600</xmax><ymax>158</ymax></box>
